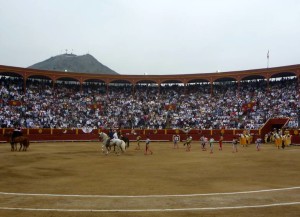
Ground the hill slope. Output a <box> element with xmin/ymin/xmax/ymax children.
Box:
<box><xmin>28</xmin><ymin>53</ymin><xmax>118</xmax><ymax>75</ymax></box>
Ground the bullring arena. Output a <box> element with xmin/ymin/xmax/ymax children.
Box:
<box><xmin>1</xmin><ymin>64</ymin><xmax>300</xmax><ymax>216</ymax></box>
<box><xmin>0</xmin><ymin>140</ymin><xmax>299</xmax><ymax>217</ymax></box>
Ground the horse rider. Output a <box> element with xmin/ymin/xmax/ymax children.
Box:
<box><xmin>105</xmin><ymin>129</ymin><xmax>119</xmax><ymax>151</ymax></box>
<box><xmin>11</xmin><ymin>126</ymin><xmax>23</xmax><ymax>143</ymax></box>
<box><xmin>105</xmin><ymin>128</ymin><xmax>114</xmax><ymax>148</ymax></box>
<box><xmin>113</xmin><ymin>130</ymin><xmax>119</xmax><ymax>139</ymax></box>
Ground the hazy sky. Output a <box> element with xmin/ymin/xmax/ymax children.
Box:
<box><xmin>1</xmin><ymin>0</ymin><xmax>300</xmax><ymax>75</ymax></box>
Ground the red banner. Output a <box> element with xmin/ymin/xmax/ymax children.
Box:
<box><xmin>8</xmin><ymin>100</ymin><xmax>22</xmax><ymax>106</ymax></box>
<box><xmin>164</xmin><ymin>104</ymin><xmax>176</xmax><ymax>110</ymax></box>
<box><xmin>242</xmin><ymin>101</ymin><xmax>255</xmax><ymax>112</ymax></box>
<box><xmin>88</xmin><ymin>104</ymin><xmax>102</xmax><ymax>110</ymax></box>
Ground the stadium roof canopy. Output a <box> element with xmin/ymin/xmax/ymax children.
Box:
<box><xmin>0</xmin><ymin>64</ymin><xmax>299</xmax><ymax>85</ymax></box>
<box><xmin>241</xmin><ymin>75</ymin><xmax>265</xmax><ymax>81</ymax></box>
<box><xmin>270</xmin><ymin>71</ymin><xmax>297</xmax><ymax>78</ymax></box>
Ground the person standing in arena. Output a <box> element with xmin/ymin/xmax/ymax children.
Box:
<box><xmin>183</xmin><ymin>135</ymin><xmax>192</xmax><ymax>151</ymax></box>
<box><xmin>275</xmin><ymin>133</ymin><xmax>281</xmax><ymax>149</ymax></box>
<box><xmin>209</xmin><ymin>137</ymin><xmax>215</xmax><ymax>154</ymax></box>
<box><xmin>145</xmin><ymin>136</ymin><xmax>153</xmax><ymax>155</ymax></box>
<box><xmin>281</xmin><ymin>134</ymin><xmax>286</xmax><ymax>149</ymax></box>
<box><xmin>264</xmin><ymin>133</ymin><xmax>269</xmax><ymax>144</ymax></box>
<box><xmin>219</xmin><ymin>134</ymin><xmax>223</xmax><ymax>151</ymax></box>
<box><xmin>284</xmin><ymin>133</ymin><xmax>292</xmax><ymax>147</ymax></box>
<box><xmin>255</xmin><ymin>137</ymin><xmax>262</xmax><ymax>151</ymax></box>
<box><xmin>203</xmin><ymin>136</ymin><xmax>208</xmax><ymax>151</ymax></box>
<box><xmin>200</xmin><ymin>135</ymin><xmax>206</xmax><ymax>151</ymax></box>
<box><xmin>240</xmin><ymin>131</ymin><xmax>247</xmax><ymax>147</ymax></box>
<box><xmin>232</xmin><ymin>136</ymin><xmax>238</xmax><ymax>153</ymax></box>
<box><xmin>173</xmin><ymin>134</ymin><xmax>180</xmax><ymax>149</ymax></box>
<box><xmin>135</xmin><ymin>134</ymin><xmax>141</xmax><ymax>150</ymax></box>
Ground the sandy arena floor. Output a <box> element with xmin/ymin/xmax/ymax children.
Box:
<box><xmin>0</xmin><ymin>141</ymin><xmax>299</xmax><ymax>217</ymax></box>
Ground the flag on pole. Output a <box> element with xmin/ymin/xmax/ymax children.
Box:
<box><xmin>267</xmin><ymin>50</ymin><xmax>269</xmax><ymax>59</ymax></box>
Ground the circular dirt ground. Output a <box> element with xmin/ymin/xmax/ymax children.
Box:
<box><xmin>0</xmin><ymin>141</ymin><xmax>299</xmax><ymax>217</ymax></box>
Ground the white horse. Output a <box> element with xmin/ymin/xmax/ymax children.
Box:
<box><xmin>99</xmin><ymin>132</ymin><xmax>126</xmax><ymax>155</ymax></box>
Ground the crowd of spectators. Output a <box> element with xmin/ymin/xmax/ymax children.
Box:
<box><xmin>0</xmin><ymin>75</ymin><xmax>299</xmax><ymax>130</ymax></box>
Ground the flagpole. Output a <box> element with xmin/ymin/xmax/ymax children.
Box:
<box><xmin>267</xmin><ymin>50</ymin><xmax>269</xmax><ymax>68</ymax></box>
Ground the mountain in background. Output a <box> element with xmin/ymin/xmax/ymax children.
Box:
<box><xmin>28</xmin><ymin>53</ymin><xmax>118</xmax><ymax>75</ymax></box>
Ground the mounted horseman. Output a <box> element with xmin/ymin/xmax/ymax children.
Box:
<box><xmin>4</xmin><ymin>125</ymin><xmax>30</xmax><ymax>151</ymax></box>
<box><xmin>99</xmin><ymin>132</ymin><xmax>126</xmax><ymax>155</ymax></box>
<box><xmin>11</xmin><ymin>125</ymin><xmax>23</xmax><ymax>144</ymax></box>
<box><xmin>10</xmin><ymin>125</ymin><xmax>23</xmax><ymax>150</ymax></box>
<box><xmin>105</xmin><ymin>128</ymin><xmax>114</xmax><ymax>151</ymax></box>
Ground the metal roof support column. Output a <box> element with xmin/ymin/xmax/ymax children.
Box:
<box><xmin>237</xmin><ymin>80</ymin><xmax>240</xmax><ymax>98</ymax></box>
<box><xmin>158</xmin><ymin>84</ymin><xmax>161</xmax><ymax>96</ymax></box>
<box><xmin>132</xmin><ymin>84</ymin><xmax>135</xmax><ymax>98</ymax></box>
<box><xmin>23</xmin><ymin>77</ymin><xmax>26</xmax><ymax>94</ymax></box>
<box><xmin>106</xmin><ymin>83</ymin><xmax>109</xmax><ymax>98</ymax></box>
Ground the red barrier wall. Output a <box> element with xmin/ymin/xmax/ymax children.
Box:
<box><xmin>0</xmin><ymin>128</ymin><xmax>266</xmax><ymax>143</ymax></box>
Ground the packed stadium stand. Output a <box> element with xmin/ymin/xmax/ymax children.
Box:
<box><xmin>0</xmin><ymin>64</ymin><xmax>299</xmax><ymax>143</ymax></box>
